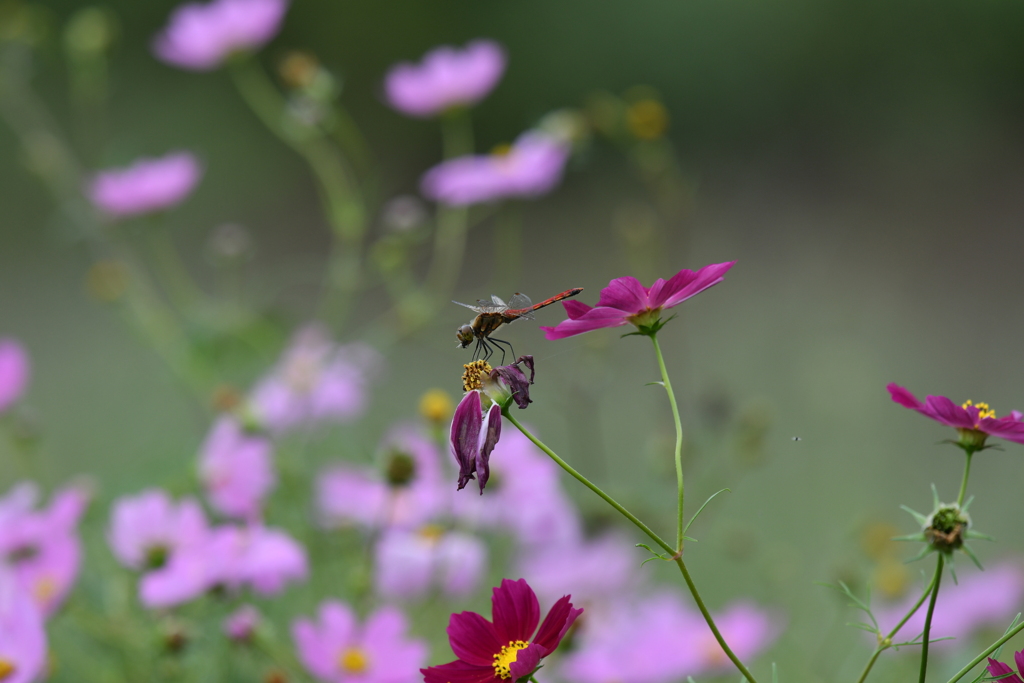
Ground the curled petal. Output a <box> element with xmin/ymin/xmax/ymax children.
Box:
<box><xmin>508</xmin><ymin>642</ymin><xmax>546</xmax><ymax>682</ymax></box>
<box><xmin>887</xmin><ymin>383</ymin><xmax>925</xmax><ymax>410</ymax></box>
<box><xmin>649</xmin><ymin>260</ymin><xmax>736</xmax><ymax>309</ymax></box>
<box><xmin>451</xmin><ymin>391</ymin><xmax>483</xmax><ymax>490</ymax></box>
<box><xmin>477</xmin><ymin>404</ymin><xmax>502</xmax><ymax>493</ymax></box>
<box><xmin>533</xmin><ymin>594</ymin><xmax>583</xmax><ymax>651</ymax></box>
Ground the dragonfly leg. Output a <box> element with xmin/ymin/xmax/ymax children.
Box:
<box><xmin>488</xmin><ymin>337</ymin><xmax>514</xmax><ymax>366</ymax></box>
<box><xmin>476</xmin><ymin>337</ymin><xmax>493</xmax><ymax>363</ymax></box>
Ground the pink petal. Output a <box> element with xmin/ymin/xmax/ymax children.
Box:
<box><xmin>987</xmin><ymin>658</ymin><xmax>1024</xmax><ymax>683</ymax></box>
<box><xmin>595</xmin><ymin>276</ymin><xmax>649</xmax><ymax>313</ymax></box>
<box><xmin>541</xmin><ymin>307</ymin><xmax>631</xmax><ymax>340</ymax></box>
<box><xmin>507</xmin><ymin>642</ymin><xmax>545</xmax><ymax>681</ymax></box>
<box><xmin>561</xmin><ymin>299</ymin><xmax>593</xmax><ymax>320</ymax></box>
<box><xmin>422</xmin><ymin>660</ymin><xmax>497</xmax><ymax>683</ymax></box>
<box><xmin>448</xmin><ymin>610</ymin><xmax>501</xmax><ymax>666</ymax></box>
<box><xmin>887</xmin><ymin>383</ymin><xmax>925</xmax><ymax>410</ymax></box>
<box><xmin>491</xmin><ymin>578</ymin><xmax>540</xmax><ymax>643</ymax></box>
<box><xmin>652</xmin><ymin>261</ymin><xmax>736</xmax><ymax>309</ymax></box>
<box><xmin>923</xmin><ymin>395</ymin><xmax>975</xmax><ymax>430</ymax></box>
<box><xmin>533</xmin><ymin>594</ymin><xmax>582</xmax><ymax>651</ymax></box>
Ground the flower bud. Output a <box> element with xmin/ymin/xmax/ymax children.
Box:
<box><xmin>924</xmin><ymin>504</ymin><xmax>969</xmax><ymax>555</ymax></box>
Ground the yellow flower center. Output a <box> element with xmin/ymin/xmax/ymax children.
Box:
<box><xmin>626</xmin><ymin>99</ymin><xmax>670</xmax><ymax>140</ymax></box>
<box><xmin>339</xmin><ymin>647</ymin><xmax>369</xmax><ymax>674</ymax></box>
<box><xmin>33</xmin><ymin>576</ymin><xmax>57</xmax><ymax>604</ymax></box>
<box><xmin>0</xmin><ymin>660</ymin><xmax>16</xmax><ymax>681</ymax></box>
<box><xmin>490</xmin><ymin>143</ymin><xmax>513</xmax><ymax>157</ymax></box>
<box><xmin>419</xmin><ymin>389</ymin><xmax>453</xmax><ymax>423</ymax></box>
<box><xmin>492</xmin><ymin>640</ymin><xmax>530</xmax><ymax>680</ymax></box>
<box><xmin>962</xmin><ymin>400</ymin><xmax>996</xmax><ymax>420</ymax></box>
<box><xmin>461</xmin><ymin>360</ymin><xmax>493</xmax><ymax>393</ymax></box>
<box><xmin>418</xmin><ymin>524</ymin><xmax>446</xmax><ymax>543</ymax></box>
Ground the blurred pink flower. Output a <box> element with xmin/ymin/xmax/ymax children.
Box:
<box><xmin>199</xmin><ymin>416</ymin><xmax>275</xmax><ymax>521</ymax></box>
<box><xmin>0</xmin><ymin>483</ymin><xmax>88</xmax><ymax>617</ymax></box>
<box><xmin>154</xmin><ymin>0</ymin><xmax>288</xmax><ymax>71</ymax></box>
<box><xmin>224</xmin><ymin>604</ymin><xmax>261</xmax><ymax>641</ymax></box>
<box><xmin>518</xmin><ymin>533</ymin><xmax>637</xmax><ymax>606</ymax></box>
<box><xmin>140</xmin><ymin>547</ymin><xmax>211</xmax><ymax>609</ymax></box>
<box><xmin>293</xmin><ymin>601</ymin><xmax>427</xmax><ymax>683</ymax></box>
<box><xmin>560</xmin><ymin>592</ymin><xmax>778</xmax><ymax>683</ymax></box>
<box><xmin>108</xmin><ymin>489</ymin><xmax>208</xmax><ymax>570</ymax></box>
<box><xmin>0</xmin><ymin>339</ymin><xmax>29</xmax><ymax>413</ymax></box>
<box><xmin>887</xmin><ymin>384</ymin><xmax>1024</xmax><ymax>447</ymax></box>
<box><xmin>421</xmin><ymin>131</ymin><xmax>570</xmax><ymax>206</ymax></box>
<box><xmin>0</xmin><ymin>567</ymin><xmax>47</xmax><ymax>683</ymax></box>
<box><xmin>374</xmin><ymin>526</ymin><xmax>486</xmax><ymax>599</ymax></box>
<box><xmin>384</xmin><ymin>40</ymin><xmax>506</xmax><ymax>118</ymax></box>
<box><xmin>543</xmin><ymin>261</ymin><xmax>736</xmax><ymax>340</ymax></box>
<box><xmin>249</xmin><ymin>325</ymin><xmax>379</xmax><ymax>433</ymax></box>
<box><xmin>317</xmin><ymin>426</ymin><xmax>446</xmax><ymax>530</ymax></box>
<box><xmin>451</xmin><ymin>427</ymin><xmax>581</xmax><ymax>548</ymax></box>
<box><xmin>206</xmin><ymin>523</ymin><xmax>308</xmax><ymax>595</ymax></box>
<box><xmin>87</xmin><ymin>152</ymin><xmax>202</xmax><ymax>218</ymax></box>
<box><xmin>874</xmin><ymin>561</ymin><xmax>1024</xmax><ymax>648</ymax></box>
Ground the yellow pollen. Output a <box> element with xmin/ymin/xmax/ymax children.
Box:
<box><xmin>419</xmin><ymin>389</ymin><xmax>454</xmax><ymax>423</ymax></box>
<box><xmin>462</xmin><ymin>360</ymin><xmax>493</xmax><ymax>392</ymax></box>
<box><xmin>33</xmin><ymin>576</ymin><xmax>57</xmax><ymax>604</ymax></box>
<box><xmin>490</xmin><ymin>143</ymin><xmax>513</xmax><ymax>157</ymax></box>
<box><xmin>962</xmin><ymin>400</ymin><xmax>996</xmax><ymax>420</ymax></box>
<box><xmin>339</xmin><ymin>647</ymin><xmax>369</xmax><ymax>674</ymax></box>
<box><xmin>418</xmin><ymin>524</ymin><xmax>446</xmax><ymax>543</ymax></box>
<box><xmin>492</xmin><ymin>640</ymin><xmax>529</xmax><ymax>680</ymax></box>
<box><xmin>626</xmin><ymin>98</ymin><xmax>670</xmax><ymax>140</ymax></box>
<box><xmin>0</xmin><ymin>660</ymin><xmax>15</xmax><ymax>681</ymax></box>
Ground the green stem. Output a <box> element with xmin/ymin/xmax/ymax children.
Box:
<box><xmin>946</xmin><ymin>619</ymin><xmax>1024</xmax><ymax>683</ymax></box>
<box><xmin>650</xmin><ymin>333</ymin><xmax>685</xmax><ymax>552</ymax></box>
<box><xmin>919</xmin><ymin>553</ymin><xmax>945</xmax><ymax>683</ymax></box>
<box><xmin>957</xmin><ymin>451</ymin><xmax>973</xmax><ymax>507</ymax></box>
<box><xmin>855</xmin><ymin>560</ymin><xmax>941</xmax><ymax>683</ymax></box>
<box><xmin>503</xmin><ymin>412</ymin><xmax>757</xmax><ymax>683</ymax></box>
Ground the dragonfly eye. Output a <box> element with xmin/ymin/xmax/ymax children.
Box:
<box><xmin>456</xmin><ymin>325</ymin><xmax>475</xmax><ymax>347</ymax></box>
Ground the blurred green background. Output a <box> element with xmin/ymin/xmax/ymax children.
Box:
<box><xmin>4</xmin><ymin>0</ymin><xmax>1024</xmax><ymax>681</ymax></box>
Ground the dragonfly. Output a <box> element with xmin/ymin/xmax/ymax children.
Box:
<box><xmin>453</xmin><ymin>287</ymin><xmax>584</xmax><ymax>364</ymax></box>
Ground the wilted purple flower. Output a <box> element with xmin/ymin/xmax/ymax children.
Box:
<box><xmin>0</xmin><ymin>568</ymin><xmax>47</xmax><ymax>683</ymax></box>
<box><xmin>108</xmin><ymin>489</ymin><xmax>208</xmax><ymax>571</ymax></box>
<box><xmin>518</xmin><ymin>533</ymin><xmax>636</xmax><ymax>606</ymax></box>
<box><xmin>224</xmin><ymin>604</ymin><xmax>261</xmax><ymax>641</ymax></box>
<box><xmin>153</xmin><ymin>0</ymin><xmax>288</xmax><ymax>71</ymax></box>
<box><xmin>384</xmin><ymin>40</ymin><xmax>505</xmax><ymax>118</ymax></box>
<box><xmin>0</xmin><ymin>484</ymin><xmax>88</xmax><ymax>617</ymax></box>
<box><xmin>451</xmin><ymin>427</ymin><xmax>582</xmax><ymax>548</ymax></box>
<box><xmin>293</xmin><ymin>601</ymin><xmax>427</xmax><ymax>683</ymax></box>
<box><xmin>0</xmin><ymin>340</ymin><xmax>29</xmax><ymax>413</ymax></box>
<box><xmin>87</xmin><ymin>152</ymin><xmax>202</xmax><ymax>218</ymax></box>
<box><xmin>484</xmin><ymin>355</ymin><xmax>535</xmax><ymax>409</ymax></box>
<box><xmin>199</xmin><ymin>416</ymin><xmax>275</xmax><ymax>521</ymax></box>
<box><xmin>450</xmin><ymin>389</ymin><xmax>502</xmax><ymax>493</ymax></box>
<box><xmin>206</xmin><ymin>523</ymin><xmax>308</xmax><ymax>595</ymax></box>
<box><xmin>875</xmin><ymin>561</ymin><xmax>1024</xmax><ymax>649</ymax></box>
<box><xmin>421</xmin><ymin>131</ymin><xmax>570</xmax><ymax>206</ymax></box>
<box><xmin>374</xmin><ymin>526</ymin><xmax>486</xmax><ymax>599</ymax></box>
<box><xmin>249</xmin><ymin>325</ymin><xmax>379</xmax><ymax>433</ymax></box>
<box><xmin>542</xmin><ymin>262</ymin><xmax>736</xmax><ymax>340</ymax></box>
<box><xmin>317</xmin><ymin>426</ymin><xmax>446</xmax><ymax>530</ymax></box>
<box><xmin>888</xmin><ymin>384</ymin><xmax>1024</xmax><ymax>449</ymax></box>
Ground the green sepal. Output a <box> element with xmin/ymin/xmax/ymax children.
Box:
<box><xmin>900</xmin><ymin>505</ymin><xmax>929</xmax><ymax>527</ymax></box>
<box><xmin>965</xmin><ymin>529</ymin><xmax>995</xmax><ymax>542</ymax></box>
<box><xmin>891</xmin><ymin>533</ymin><xmax>927</xmax><ymax>542</ymax></box>
<box><xmin>904</xmin><ymin>545</ymin><xmax>933</xmax><ymax>564</ymax></box>
<box><xmin>961</xmin><ymin>543</ymin><xmax>984</xmax><ymax>571</ymax></box>
<box><xmin>931</xmin><ymin>483</ymin><xmax>941</xmax><ymax>510</ymax></box>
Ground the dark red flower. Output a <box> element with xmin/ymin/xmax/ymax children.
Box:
<box><xmin>422</xmin><ymin>578</ymin><xmax>582</xmax><ymax>683</ymax></box>
<box><xmin>987</xmin><ymin>650</ymin><xmax>1024</xmax><ymax>683</ymax></box>
<box><xmin>887</xmin><ymin>384</ymin><xmax>1024</xmax><ymax>449</ymax></box>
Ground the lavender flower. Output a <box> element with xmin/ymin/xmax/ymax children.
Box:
<box><xmin>199</xmin><ymin>416</ymin><xmax>276</xmax><ymax>521</ymax></box>
<box><xmin>154</xmin><ymin>0</ymin><xmax>288</xmax><ymax>71</ymax></box>
<box><xmin>224</xmin><ymin>604</ymin><xmax>261</xmax><ymax>641</ymax></box>
<box><xmin>206</xmin><ymin>523</ymin><xmax>308</xmax><ymax>595</ymax></box>
<box><xmin>384</xmin><ymin>40</ymin><xmax>505</xmax><ymax>118</ymax></box>
<box><xmin>87</xmin><ymin>152</ymin><xmax>202</xmax><ymax>218</ymax></box>
<box><xmin>293</xmin><ymin>601</ymin><xmax>427</xmax><ymax>683</ymax></box>
<box><xmin>249</xmin><ymin>325</ymin><xmax>379</xmax><ymax>433</ymax></box>
<box><xmin>108</xmin><ymin>489</ymin><xmax>208</xmax><ymax>570</ymax></box>
<box><xmin>373</xmin><ymin>526</ymin><xmax>486</xmax><ymax>599</ymax></box>
<box><xmin>0</xmin><ymin>567</ymin><xmax>47</xmax><ymax>683</ymax></box>
<box><xmin>518</xmin><ymin>533</ymin><xmax>637</xmax><ymax>606</ymax></box>
<box><xmin>0</xmin><ymin>339</ymin><xmax>29</xmax><ymax>413</ymax></box>
<box><xmin>421</xmin><ymin>131</ymin><xmax>570</xmax><ymax>206</ymax></box>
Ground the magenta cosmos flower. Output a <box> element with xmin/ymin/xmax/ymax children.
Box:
<box><xmin>888</xmin><ymin>384</ymin><xmax>1024</xmax><ymax>449</ymax></box>
<box><xmin>542</xmin><ymin>261</ymin><xmax>736</xmax><ymax>340</ymax></box>
<box><xmin>0</xmin><ymin>339</ymin><xmax>29</xmax><ymax>413</ymax></box>
<box><xmin>384</xmin><ymin>40</ymin><xmax>506</xmax><ymax>118</ymax></box>
<box><xmin>988</xmin><ymin>650</ymin><xmax>1024</xmax><ymax>682</ymax></box>
<box><xmin>199</xmin><ymin>416</ymin><xmax>276</xmax><ymax>521</ymax></box>
<box><xmin>421</xmin><ymin>131</ymin><xmax>570</xmax><ymax>206</ymax></box>
<box><xmin>423</xmin><ymin>578</ymin><xmax>582</xmax><ymax>683</ymax></box>
<box><xmin>0</xmin><ymin>568</ymin><xmax>47</xmax><ymax>683</ymax></box>
<box><xmin>87</xmin><ymin>151</ymin><xmax>202</xmax><ymax>218</ymax></box>
<box><xmin>154</xmin><ymin>0</ymin><xmax>288</xmax><ymax>71</ymax></box>
<box><xmin>293</xmin><ymin>601</ymin><xmax>427</xmax><ymax>683</ymax></box>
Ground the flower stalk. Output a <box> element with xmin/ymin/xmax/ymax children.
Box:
<box><xmin>919</xmin><ymin>553</ymin><xmax>945</xmax><ymax>683</ymax></box>
<box><xmin>650</xmin><ymin>333</ymin><xmax>685</xmax><ymax>552</ymax></box>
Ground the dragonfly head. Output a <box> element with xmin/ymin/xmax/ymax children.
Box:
<box><xmin>456</xmin><ymin>325</ymin><xmax>475</xmax><ymax>348</ymax></box>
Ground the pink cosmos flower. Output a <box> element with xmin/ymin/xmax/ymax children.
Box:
<box><xmin>199</xmin><ymin>416</ymin><xmax>275</xmax><ymax>521</ymax></box>
<box><xmin>542</xmin><ymin>261</ymin><xmax>736</xmax><ymax>340</ymax></box>
<box><xmin>518</xmin><ymin>533</ymin><xmax>636</xmax><ymax>606</ymax></box>
<box><xmin>153</xmin><ymin>0</ymin><xmax>288</xmax><ymax>71</ymax></box>
<box><xmin>374</xmin><ymin>527</ymin><xmax>486</xmax><ymax>600</ymax></box>
<box><xmin>875</xmin><ymin>561</ymin><xmax>1024</xmax><ymax>649</ymax></box>
<box><xmin>0</xmin><ymin>340</ymin><xmax>29</xmax><ymax>413</ymax></box>
<box><xmin>317</xmin><ymin>426</ymin><xmax>446</xmax><ymax>530</ymax></box>
<box><xmin>249</xmin><ymin>325</ymin><xmax>379</xmax><ymax>433</ymax></box>
<box><xmin>108</xmin><ymin>489</ymin><xmax>208</xmax><ymax>570</ymax></box>
<box><xmin>0</xmin><ymin>567</ymin><xmax>47</xmax><ymax>683</ymax></box>
<box><xmin>421</xmin><ymin>131</ymin><xmax>570</xmax><ymax>206</ymax></box>
<box><xmin>224</xmin><ymin>604</ymin><xmax>261</xmax><ymax>641</ymax></box>
<box><xmin>0</xmin><ymin>483</ymin><xmax>88</xmax><ymax>617</ymax></box>
<box><xmin>559</xmin><ymin>592</ymin><xmax>777</xmax><ymax>683</ymax></box>
<box><xmin>887</xmin><ymin>384</ymin><xmax>1024</xmax><ymax>448</ymax></box>
<box><xmin>293</xmin><ymin>601</ymin><xmax>427</xmax><ymax>683</ymax></box>
<box><xmin>87</xmin><ymin>152</ymin><xmax>202</xmax><ymax>218</ymax></box>
<box><xmin>384</xmin><ymin>40</ymin><xmax>506</xmax><ymax>118</ymax></box>
<box><xmin>422</xmin><ymin>578</ymin><xmax>582</xmax><ymax>683</ymax></box>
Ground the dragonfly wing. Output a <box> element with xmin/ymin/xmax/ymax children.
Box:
<box><xmin>452</xmin><ymin>300</ymin><xmax>487</xmax><ymax>313</ymax></box>
<box><xmin>506</xmin><ymin>292</ymin><xmax>533</xmax><ymax>309</ymax></box>
<box><xmin>490</xmin><ymin>295</ymin><xmax>508</xmax><ymax>308</ymax></box>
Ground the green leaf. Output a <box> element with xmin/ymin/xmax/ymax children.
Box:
<box><xmin>683</xmin><ymin>488</ymin><xmax>731</xmax><ymax>535</ymax></box>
